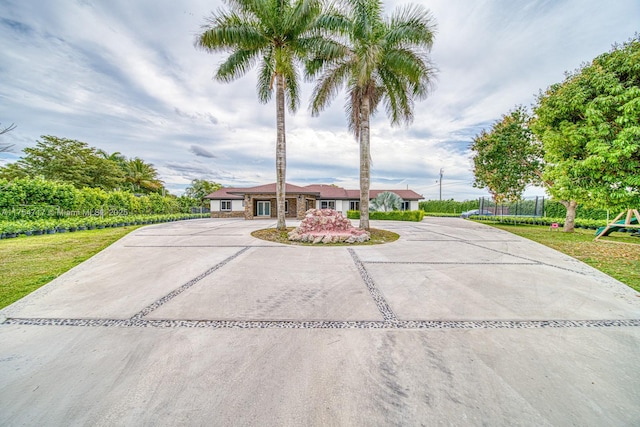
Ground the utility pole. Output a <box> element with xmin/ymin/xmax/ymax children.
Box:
<box><xmin>439</xmin><ymin>168</ymin><xmax>443</xmax><ymax>201</ymax></box>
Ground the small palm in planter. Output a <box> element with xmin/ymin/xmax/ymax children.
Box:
<box><xmin>55</xmin><ymin>219</ymin><xmax>69</xmax><ymax>233</ymax></box>
<box><xmin>2</xmin><ymin>222</ymin><xmax>19</xmax><ymax>238</ymax></box>
<box><xmin>16</xmin><ymin>220</ymin><xmax>34</xmax><ymax>236</ymax></box>
<box><xmin>66</xmin><ymin>218</ymin><xmax>80</xmax><ymax>232</ymax></box>
<box><xmin>76</xmin><ymin>218</ymin><xmax>87</xmax><ymax>231</ymax></box>
<box><xmin>31</xmin><ymin>220</ymin><xmax>47</xmax><ymax>235</ymax></box>
<box><xmin>85</xmin><ymin>217</ymin><xmax>97</xmax><ymax>230</ymax></box>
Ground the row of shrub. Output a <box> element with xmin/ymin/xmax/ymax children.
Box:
<box><xmin>471</xmin><ymin>215</ymin><xmax>610</xmax><ymax>229</ymax></box>
<box><xmin>419</xmin><ymin>199</ymin><xmax>479</xmax><ymax>214</ymax></box>
<box><xmin>0</xmin><ymin>213</ymin><xmax>209</xmax><ymax>239</ymax></box>
<box><xmin>347</xmin><ymin>210</ymin><xmax>425</xmax><ymax>222</ymax></box>
<box><xmin>0</xmin><ymin>177</ymin><xmax>201</xmax><ymax>219</ymax></box>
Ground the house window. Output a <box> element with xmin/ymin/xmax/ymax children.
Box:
<box><xmin>221</xmin><ymin>200</ymin><xmax>232</xmax><ymax>211</ymax></box>
<box><xmin>320</xmin><ymin>200</ymin><xmax>336</xmax><ymax>210</ymax></box>
<box><xmin>401</xmin><ymin>201</ymin><xmax>410</xmax><ymax>211</ymax></box>
<box><xmin>349</xmin><ymin>201</ymin><xmax>360</xmax><ymax>211</ymax></box>
<box><xmin>285</xmin><ymin>200</ymin><xmax>289</xmax><ymax>214</ymax></box>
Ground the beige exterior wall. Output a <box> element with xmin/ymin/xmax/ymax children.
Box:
<box><xmin>209</xmin><ymin>199</ymin><xmax>244</xmax><ymax>218</ymax></box>
<box><xmin>209</xmin><ymin>195</ymin><xmax>419</xmax><ymax>219</ymax></box>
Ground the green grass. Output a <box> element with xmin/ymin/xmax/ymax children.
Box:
<box><xmin>477</xmin><ymin>222</ymin><xmax>640</xmax><ymax>292</ymax></box>
<box><xmin>0</xmin><ymin>226</ymin><xmax>140</xmax><ymax>309</ymax></box>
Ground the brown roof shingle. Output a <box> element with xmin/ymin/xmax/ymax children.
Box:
<box><xmin>205</xmin><ymin>183</ymin><xmax>423</xmax><ymax>200</ymax></box>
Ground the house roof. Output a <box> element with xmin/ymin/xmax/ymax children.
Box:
<box><xmin>204</xmin><ymin>188</ymin><xmax>245</xmax><ymax>200</ymax></box>
<box><xmin>230</xmin><ymin>183</ymin><xmax>321</xmax><ymax>195</ymax></box>
<box><xmin>205</xmin><ymin>183</ymin><xmax>423</xmax><ymax>200</ymax></box>
<box><xmin>304</xmin><ymin>184</ymin><xmax>349</xmax><ymax>199</ymax></box>
<box><xmin>368</xmin><ymin>189</ymin><xmax>423</xmax><ymax>200</ymax></box>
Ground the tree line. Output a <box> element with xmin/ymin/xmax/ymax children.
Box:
<box><xmin>0</xmin><ymin>135</ymin><xmax>164</xmax><ymax>194</ymax></box>
<box><xmin>471</xmin><ymin>36</ymin><xmax>640</xmax><ymax>232</ymax></box>
<box><xmin>0</xmin><ymin>135</ymin><xmax>222</xmax><ymax>209</ymax></box>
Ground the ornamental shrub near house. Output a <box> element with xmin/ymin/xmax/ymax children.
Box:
<box><xmin>348</xmin><ymin>210</ymin><xmax>424</xmax><ymax>222</ymax></box>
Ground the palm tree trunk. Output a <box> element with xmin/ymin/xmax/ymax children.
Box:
<box><xmin>359</xmin><ymin>97</ymin><xmax>371</xmax><ymax>231</ymax></box>
<box><xmin>275</xmin><ymin>73</ymin><xmax>287</xmax><ymax>231</ymax></box>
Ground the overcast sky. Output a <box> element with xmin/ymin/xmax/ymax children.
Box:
<box><xmin>1</xmin><ymin>0</ymin><xmax>638</xmax><ymax>200</ymax></box>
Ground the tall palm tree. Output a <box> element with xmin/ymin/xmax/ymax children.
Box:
<box><xmin>307</xmin><ymin>0</ymin><xmax>436</xmax><ymax>230</ymax></box>
<box><xmin>96</xmin><ymin>149</ymin><xmax>127</xmax><ymax>167</ymax></box>
<box><xmin>196</xmin><ymin>0</ymin><xmax>327</xmax><ymax>231</ymax></box>
<box><xmin>125</xmin><ymin>157</ymin><xmax>162</xmax><ymax>193</ymax></box>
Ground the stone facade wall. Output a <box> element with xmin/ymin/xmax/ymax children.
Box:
<box><xmin>210</xmin><ymin>211</ymin><xmax>245</xmax><ymax>219</ymax></box>
<box><xmin>241</xmin><ymin>193</ymin><xmax>319</xmax><ymax>220</ymax></box>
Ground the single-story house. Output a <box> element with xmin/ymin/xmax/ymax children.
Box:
<box><xmin>204</xmin><ymin>183</ymin><xmax>423</xmax><ymax>220</ymax></box>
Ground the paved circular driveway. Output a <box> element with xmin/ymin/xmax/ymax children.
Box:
<box><xmin>1</xmin><ymin>217</ymin><xmax>639</xmax><ymax>425</ymax></box>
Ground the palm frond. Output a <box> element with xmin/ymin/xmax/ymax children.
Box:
<box><xmin>257</xmin><ymin>52</ymin><xmax>275</xmax><ymax>103</ymax></box>
<box><xmin>303</xmin><ymin>37</ymin><xmax>350</xmax><ymax>79</ymax></box>
<box><xmin>197</xmin><ymin>11</ymin><xmax>266</xmax><ymax>52</ymax></box>
<box><xmin>310</xmin><ymin>61</ymin><xmax>351</xmax><ymax>116</ymax></box>
<box><xmin>216</xmin><ymin>49</ymin><xmax>262</xmax><ymax>82</ymax></box>
<box><xmin>285</xmin><ymin>65</ymin><xmax>301</xmax><ymax>112</ymax></box>
<box><xmin>386</xmin><ymin>4</ymin><xmax>436</xmax><ymax>49</ymax></box>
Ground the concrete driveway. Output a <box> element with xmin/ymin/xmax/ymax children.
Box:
<box><xmin>1</xmin><ymin>217</ymin><xmax>639</xmax><ymax>426</ymax></box>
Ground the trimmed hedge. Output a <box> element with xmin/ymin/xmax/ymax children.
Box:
<box><xmin>0</xmin><ymin>213</ymin><xmax>210</xmax><ymax>239</ymax></box>
<box><xmin>419</xmin><ymin>199</ymin><xmax>479</xmax><ymax>214</ymax></box>
<box><xmin>0</xmin><ymin>177</ymin><xmax>199</xmax><ymax>219</ymax></box>
<box><xmin>347</xmin><ymin>210</ymin><xmax>425</xmax><ymax>222</ymax></box>
<box><xmin>543</xmin><ymin>201</ymin><xmax>609</xmax><ymax>220</ymax></box>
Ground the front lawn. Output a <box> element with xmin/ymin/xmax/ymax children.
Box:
<box><xmin>478</xmin><ymin>222</ymin><xmax>640</xmax><ymax>292</ymax></box>
<box><xmin>0</xmin><ymin>226</ymin><xmax>140</xmax><ymax>309</ymax></box>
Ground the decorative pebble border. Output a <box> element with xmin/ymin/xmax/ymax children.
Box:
<box><xmin>2</xmin><ymin>230</ymin><xmax>638</xmax><ymax>331</ymax></box>
<box><xmin>3</xmin><ymin>317</ymin><xmax>639</xmax><ymax>330</ymax></box>
<box><xmin>348</xmin><ymin>248</ymin><xmax>397</xmax><ymax>322</ymax></box>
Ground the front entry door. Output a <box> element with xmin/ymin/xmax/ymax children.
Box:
<box><xmin>257</xmin><ymin>201</ymin><xmax>271</xmax><ymax>217</ymax></box>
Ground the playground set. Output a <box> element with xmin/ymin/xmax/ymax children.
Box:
<box><xmin>595</xmin><ymin>209</ymin><xmax>640</xmax><ymax>240</ymax></box>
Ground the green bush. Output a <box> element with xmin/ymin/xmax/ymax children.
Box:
<box><xmin>419</xmin><ymin>199</ymin><xmax>479</xmax><ymax>214</ymax></box>
<box><xmin>0</xmin><ymin>177</ymin><xmax>196</xmax><ymax>219</ymax></box>
<box><xmin>347</xmin><ymin>210</ymin><xmax>424</xmax><ymax>222</ymax></box>
<box><xmin>0</xmin><ymin>213</ymin><xmax>209</xmax><ymax>238</ymax></box>
<box><xmin>543</xmin><ymin>200</ymin><xmax>610</xmax><ymax>220</ymax></box>
<box><xmin>76</xmin><ymin>187</ymin><xmax>108</xmax><ymax>214</ymax></box>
